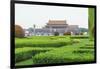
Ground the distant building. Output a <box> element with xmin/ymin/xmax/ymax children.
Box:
<box><xmin>67</xmin><ymin>25</ymin><xmax>79</xmax><ymax>35</ymax></box>
<box><xmin>25</xmin><ymin>20</ymin><xmax>80</xmax><ymax>36</ymax></box>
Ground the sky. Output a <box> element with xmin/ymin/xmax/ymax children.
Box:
<box><xmin>15</xmin><ymin>4</ymin><xmax>88</xmax><ymax>29</ymax></box>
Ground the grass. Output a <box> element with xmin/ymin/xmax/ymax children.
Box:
<box><xmin>15</xmin><ymin>36</ymin><xmax>95</xmax><ymax>65</ymax></box>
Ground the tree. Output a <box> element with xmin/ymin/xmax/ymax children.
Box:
<box><xmin>88</xmin><ymin>8</ymin><xmax>95</xmax><ymax>39</ymax></box>
<box><xmin>79</xmin><ymin>28</ymin><xmax>88</xmax><ymax>33</ymax></box>
<box><xmin>27</xmin><ymin>27</ymin><xmax>34</xmax><ymax>35</ymax></box>
<box><xmin>15</xmin><ymin>25</ymin><xmax>25</xmax><ymax>38</ymax></box>
<box><xmin>54</xmin><ymin>32</ymin><xmax>59</xmax><ymax>36</ymax></box>
<box><xmin>79</xmin><ymin>32</ymin><xmax>83</xmax><ymax>35</ymax></box>
<box><xmin>28</xmin><ymin>28</ymin><xmax>33</xmax><ymax>33</ymax></box>
<box><xmin>92</xmin><ymin>27</ymin><xmax>94</xmax><ymax>37</ymax></box>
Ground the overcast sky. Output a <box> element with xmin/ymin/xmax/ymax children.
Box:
<box><xmin>15</xmin><ymin>4</ymin><xmax>88</xmax><ymax>29</ymax></box>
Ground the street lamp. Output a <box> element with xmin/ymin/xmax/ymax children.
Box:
<box><xmin>33</xmin><ymin>24</ymin><xmax>36</xmax><ymax>36</ymax></box>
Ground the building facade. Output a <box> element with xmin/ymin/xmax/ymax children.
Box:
<box><xmin>25</xmin><ymin>20</ymin><xmax>80</xmax><ymax>36</ymax></box>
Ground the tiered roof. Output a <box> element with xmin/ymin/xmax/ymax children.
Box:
<box><xmin>47</xmin><ymin>20</ymin><xmax>67</xmax><ymax>25</ymax></box>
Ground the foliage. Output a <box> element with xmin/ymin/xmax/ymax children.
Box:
<box><xmin>27</xmin><ymin>27</ymin><xmax>34</xmax><ymax>33</ymax></box>
<box><xmin>15</xmin><ymin>59</ymin><xmax>34</xmax><ymax>66</ymax></box>
<box><xmin>88</xmin><ymin>8</ymin><xmax>95</xmax><ymax>39</ymax></box>
<box><xmin>63</xmin><ymin>32</ymin><xmax>71</xmax><ymax>35</ymax></box>
<box><xmin>15</xmin><ymin>25</ymin><xmax>25</xmax><ymax>38</ymax></box>
<box><xmin>32</xmin><ymin>40</ymin><xmax>94</xmax><ymax>64</ymax></box>
<box><xmin>15</xmin><ymin>47</ymin><xmax>53</xmax><ymax>62</ymax></box>
<box><xmin>79</xmin><ymin>32</ymin><xmax>84</xmax><ymax>35</ymax></box>
<box><xmin>70</xmin><ymin>35</ymin><xmax>89</xmax><ymax>39</ymax></box>
<box><xmin>54</xmin><ymin>32</ymin><xmax>59</xmax><ymax>36</ymax></box>
<box><xmin>15</xmin><ymin>36</ymin><xmax>94</xmax><ymax>66</ymax></box>
<box><xmin>15</xmin><ymin>36</ymin><xmax>71</xmax><ymax>48</ymax></box>
<box><xmin>79</xmin><ymin>28</ymin><xmax>88</xmax><ymax>33</ymax></box>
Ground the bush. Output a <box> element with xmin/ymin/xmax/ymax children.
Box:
<box><xmin>70</xmin><ymin>35</ymin><xmax>89</xmax><ymax>39</ymax></box>
<box><xmin>15</xmin><ymin>47</ymin><xmax>53</xmax><ymax>63</ymax></box>
<box><xmin>71</xmin><ymin>39</ymin><xmax>80</xmax><ymax>43</ymax></box>
<box><xmin>75</xmin><ymin>33</ymin><xmax>79</xmax><ymax>35</ymax></box>
<box><xmin>32</xmin><ymin>49</ymin><xmax>94</xmax><ymax>64</ymax></box>
<box><xmin>63</xmin><ymin>32</ymin><xmax>71</xmax><ymax>35</ymax></box>
<box><xmin>85</xmin><ymin>43</ymin><xmax>94</xmax><ymax>46</ymax></box>
<box><xmin>15</xmin><ymin>41</ymin><xmax>67</xmax><ymax>48</ymax></box>
<box><xmin>15</xmin><ymin>25</ymin><xmax>25</xmax><ymax>38</ymax></box>
<box><xmin>54</xmin><ymin>32</ymin><xmax>59</xmax><ymax>36</ymax></box>
<box><xmin>80</xmin><ymin>46</ymin><xmax>94</xmax><ymax>49</ymax></box>
<box><xmin>80</xmin><ymin>32</ymin><xmax>84</xmax><ymax>35</ymax></box>
<box><xmin>73</xmin><ymin>49</ymin><xmax>94</xmax><ymax>54</ymax></box>
<box><xmin>15</xmin><ymin>38</ymin><xmax>69</xmax><ymax>48</ymax></box>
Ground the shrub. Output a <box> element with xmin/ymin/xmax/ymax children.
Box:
<box><xmin>63</xmin><ymin>32</ymin><xmax>71</xmax><ymax>35</ymax></box>
<box><xmin>32</xmin><ymin>50</ymin><xmax>94</xmax><ymax>64</ymax></box>
<box><xmin>80</xmin><ymin>46</ymin><xmax>94</xmax><ymax>49</ymax></box>
<box><xmin>85</xmin><ymin>43</ymin><xmax>94</xmax><ymax>46</ymax></box>
<box><xmin>15</xmin><ymin>41</ymin><xmax>67</xmax><ymax>48</ymax></box>
<box><xmin>80</xmin><ymin>32</ymin><xmax>84</xmax><ymax>35</ymax></box>
<box><xmin>15</xmin><ymin>47</ymin><xmax>53</xmax><ymax>63</ymax></box>
<box><xmin>75</xmin><ymin>33</ymin><xmax>79</xmax><ymax>35</ymax></box>
<box><xmin>54</xmin><ymin>32</ymin><xmax>59</xmax><ymax>36</ymax></box>
<box><xmin>15</xmin><ymin>38</ymin><xmax>69</xmax><ymax>48</ymax></box>
<box><xmin>70</xmin><ymin>35</ymin><xmax>89</xmax><ymax>39</ymax></box>
<box><xmin>15</xmin><ymin>25</ymin><xmax>25</xmax><ymax>38</ymax></box>
<box><xmin>73</xmin><ymin>49</ymin><xmax>94</xmax><ymax>54</ymax></box>
<box><xmin>71</xmin><ymin>39</ymin><xmax>80</xmax><ymax>43</ymax></box>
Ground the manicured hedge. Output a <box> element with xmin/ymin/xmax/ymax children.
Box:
<box><xmin>15</xmin><ymin>36</ymin><xmax>72</xmax><ymax>48</ymax></box>
<box><xmin>15</xmin><ymin>47</ymin><xmax>53</xmax><ymax>63</ymax></box>
<box><xmin>15</xmin><ymin>36</ymin><xmax>95</xmax><ymax>65</ymax></box>
<box><xmin>73</xmin><ymin>49</ymin><xmax>94</xmax><ymax>54</ymax></box>
<box><xmin>70</xmin><ymin>35</ymin><xmax>89</xmax><ymax>39</ymax></box>
<box><xmin>15</xmin><ymin>39</ymin><xmax>73</xmax><ymax>48</ymax></box>
<box><xmin>15</xmin><ymin>38</ymin><xmax>82</xmax><ymax>48</ymax></box>
<box><xmin>15</xmin><ymin>41</ymin><xmax>68</xmax><ymax>48</ymax></box>
<box><xmin>32</xmin><ymin>47</ymin><xmax>94</xmax><ymax>64</ymax></box>
<box><xmin>80</xmin><ymin>46</ymin><xmax>94</xmax><ymax>49</ymax></box>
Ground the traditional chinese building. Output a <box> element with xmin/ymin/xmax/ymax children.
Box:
<box><xmin>25</xmin><ymin>20</ymin><xmax>80</xmax><ymax>36</ymax></box>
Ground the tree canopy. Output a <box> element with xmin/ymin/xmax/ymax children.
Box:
<box><xmin>15</xmin><ymin>25</ymin><xmax>25</xmax><ymax>38</ymax></box>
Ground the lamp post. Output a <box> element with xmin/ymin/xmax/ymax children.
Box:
<box><xmin>33</xmin><ymin>24</ymin><xmax>36</xmax><ymax>36</ymax></box>
<box><xmin>50</xmin><ymin>26</ymin><xmax>52</xmax><ymax>33</ymax></box>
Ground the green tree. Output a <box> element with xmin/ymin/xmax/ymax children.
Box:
<box><xmin>54</xmin><ymin>32</ymin><xmax>59</xmax><ymax>36</ymax></box>
<box><xmin>88</xmin><ymin>8</ymin><xmax>95</xmax><ymax>39</ymax></box>
<box><xmin>15</xmin><ymin>25</ymin><xmax>25</xmax><ymax>38</ymax></box>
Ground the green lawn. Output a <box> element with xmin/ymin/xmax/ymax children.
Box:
<box><xmin>15</xmin><ymin>36</ymin><xmax>95</xmax><ymax>66</ymax></box>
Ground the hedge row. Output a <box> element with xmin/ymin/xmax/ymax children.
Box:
<box><xmin>15</xmin><ymin>40</ymin><xmax>73</xmax><ymax>48</ymax></box>
<box><xmin>80</xmin><ymin>46</ymin><xmax>94</xmax><ymax>49</ymax></box>
<box><xmin>15</xmin><ymin>47</ymin><xmax>53</xmax><ymax>63</ymax></box>
<box><xmin>32</xmin><ymin>48</ymin><xmax>94</xmax><ymax>64</ymax></box>
<box><xmin>70</xmin><ymin>35</ymin><xmax>89</xmax><ymax>39</ymax></box>
<box><xmin>15</xmin><ymin>39</ymin><xmax>81</xmax><ymax>48</ymax></box>
<box><xmin>73</xmin><ymin>49</ymin><xmax>94</xmax><ymax>54</ymax></box>
<box><xmin>15</xmin><ymin>36</ymin><xmax>72</xmax><ymax>48</ymax></box>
